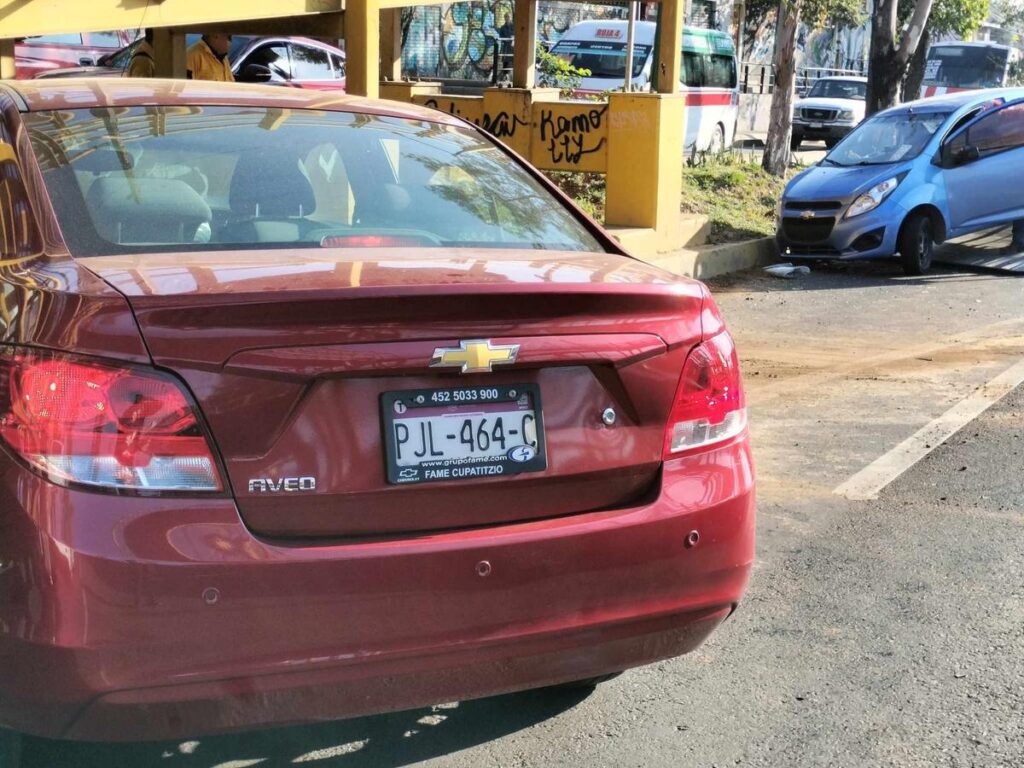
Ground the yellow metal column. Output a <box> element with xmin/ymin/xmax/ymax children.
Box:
<box><xmin>152</xmin><ymin>29</ymin><xmax>188</xmax><ymax>78</ymax></box>
<box><xmin>345</xmin><ymin>0</ymin><xmax>380</xmax><ymax>98</ymax></box>
<box><xmin>653</xmin><ymin>0</ymin><xmax>684</xmax><ymax>94</ymax></box>
<box><xmin>511</xmin><ymin>0</ymin><xmax>537</xmax><ymax>89</ymax></box>
<box><xmin>380</xmin><ymin>8</ymin><xmax>402</xmax><ymax>81</ymax></box>
<box><xmin>605</xmin><ymin>92</ymin><xmax>685</xmax><ymax>237</ymax></box>
<box><xmin>0</xmin><ymin>39</ymin><xmax>13</xmax><ymax>80</ymax></box>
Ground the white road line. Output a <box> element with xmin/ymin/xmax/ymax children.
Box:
<box><xmin>834</xmin><ymin>357</ymin><xmax>1024</xmax><ymax>501</ymax></box>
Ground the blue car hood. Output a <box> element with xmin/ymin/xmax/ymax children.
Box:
<box><xmin>785</xmin><ymin>163</ymin><xmax>909</xmax><ymax>201</ymax></box>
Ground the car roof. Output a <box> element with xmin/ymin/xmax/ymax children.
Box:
<box><xmin>234</xmin><ymin>35</ymin><xmax>346</xmax><ymax>59</ymax></box>
<box><xmin>815</xmin><ymin>76</ymin><xmax>867</xmax><ymax>83</ymax></box>
<box><xmin>893</xmin><ymin>87</ymin><xmax>1024</xmax><ymax>113</ymax></box>
<box><xmin>0</xmin><ymin>78</ymin><xmax>460</xmax><ymax>125</ymax></box>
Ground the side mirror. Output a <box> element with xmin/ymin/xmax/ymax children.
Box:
<box><xmin>238</xmin><ymin>64</ymin><xmax>272</xmax><ymax>83</ymax></box>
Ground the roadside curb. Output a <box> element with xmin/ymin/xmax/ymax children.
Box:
<box><xmin>636</xmin><ymin>237</ymin><xmax>778</xmax><ymax>281</ymax></box>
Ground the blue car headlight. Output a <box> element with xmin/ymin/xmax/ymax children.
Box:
<box><xmin>845</xmin><ymin>176</ymin><xmax>901</xmax><ymax>219</ymax></box>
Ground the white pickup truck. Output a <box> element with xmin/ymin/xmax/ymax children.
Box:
<box><xmin>791</xmin><ymin>76</ymin><xmax>867</xmax><ymax>150</ymax></box>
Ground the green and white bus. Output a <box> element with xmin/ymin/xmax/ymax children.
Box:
<box><xmin>551</xmin><ymin>20</ymin><xmax>739</xmax><ymax>153</ymax></box>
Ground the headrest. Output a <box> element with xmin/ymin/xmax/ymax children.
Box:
<box><xmin>229</xmin><ymin>151</ymin><xmax>315</xmax><ymax>218</ymax></box>
<box><xmin>86</xmin><ymin>176</ymin><xmax>210</xmax><ymax>221</ymax></box>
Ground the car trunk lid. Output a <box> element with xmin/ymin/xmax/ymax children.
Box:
<box><xmin>85</xmin><ymin>248</ymin><xmax>706</xmax><ymax>538</ymax></box>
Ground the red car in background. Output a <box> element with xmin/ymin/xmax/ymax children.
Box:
<box><xmin>0</xmin><ymin>78</ymin><xmax>752</xmax><ymax>763</ymax></box>
<box><xmin>15</xmin><ymin>31</ymin><xmax>136</xmax><ymax>78</ymax></box>
<box><xmin>35</xmin><ymin>35</ymin><xmax>346</xmax><ymax>91</ymax></box>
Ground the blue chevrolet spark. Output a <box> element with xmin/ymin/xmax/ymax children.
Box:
<box><xmin>777</xmin><ymin>88</ymin><xmax>1024</xmax><ymax>275</ymax></box>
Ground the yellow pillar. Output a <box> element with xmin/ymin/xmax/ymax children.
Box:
<box><xmin>152</xmin><ymin>29</ymin><xmax>187</xmax><ymax>78</ymax></box>
<box><xmin>380</xmin><ymin>8</ymin><xmax>402</xmax><ymax>81</ymax></box>
<box><xmin>605</xmin><ymin>92</ymin><xmax>685</xmax><ymax>233</ymax></box>
<box><xmin>345</xmin><ymin>0</ymin><xmax>380</xmax><ymax>98</ymax></box>
<box><xmin>0</xmin><ymin>39</ymin><xmax>14</xmax><ymax>80</ymax></box>
<box><xmin>511</xmin><ymin>0</ymin><xmax>537</xmax><ymax>89</ymax></box>
<box><xmin>653</xmin><ymin>0</ymin><xmax>684</xmax><ymax>94</ymax></box>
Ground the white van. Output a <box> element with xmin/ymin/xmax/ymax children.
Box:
<box><xmin>550</xmin><ymin>20</ymin><xmax>739</xmax><ymax>153</ymax></box>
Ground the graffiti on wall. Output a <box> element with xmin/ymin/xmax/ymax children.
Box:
<box><xmin>742</xmin><ymin>8</ymin><xmax>869</xmax><ymax>71</ymax></box>
<box><xmin>402</xmin><ymin>0</ymin><xmax>625</xmax><ymax>80</ymax></box>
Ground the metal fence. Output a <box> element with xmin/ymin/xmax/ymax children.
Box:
<box><xmin>740</xmin><ymin>62</ymin><xmax>867</xmax><ymax>95</ymax></box>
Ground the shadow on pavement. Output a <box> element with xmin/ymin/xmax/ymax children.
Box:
<box><xmin>25</xmin><ymin>686</ymin><xmax>595</xmax><ymax>768</ymax></box>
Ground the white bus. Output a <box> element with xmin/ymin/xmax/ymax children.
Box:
<box><xmin>920</xmin><ymin>41</ymin><xmax>1017</xmax><ymax>98</ymax></box>
<box><xmin>550</xmin><ymin>20</ymin><xmax>739</xmax><ymax>153</ymax></box>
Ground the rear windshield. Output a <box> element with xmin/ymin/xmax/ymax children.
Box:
<box><xmin>26</xmin><ymin>106</ymin><xmax>605</xmax><ymax>257</ymax></box>
<box><xmin>825</xmin><ymin>111</ymin><xmax>951</xmax><ymax>166</ymax></box>
<box><xmin>806</xmin><ymin>79</ymin><xmax>866</xmax><ymax>100</ymax></box>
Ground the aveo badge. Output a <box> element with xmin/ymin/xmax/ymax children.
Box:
<box><xmin>248</xmin><ymin>476</ymin><xmax>317</xmax><ymax>493</ymax></box>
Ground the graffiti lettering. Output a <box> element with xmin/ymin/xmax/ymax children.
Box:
<box><xmin>422</xmin><ymin>99</ymin><xmax>526</xmax><ymax>139</ymax></box>
<box><xmin>480</xmin><ymin>110</ymin><xmax>528</xmax><ymax>138</ymax></box>
<box><xmin>538</xmin><ymin>106</ymin><xmax>608</xmax><ymax>165</ymax></box>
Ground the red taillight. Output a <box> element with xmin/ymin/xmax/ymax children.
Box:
<box><xmin>0</xmin><ymin>348</ymin><xmax>222</xmax><ymax>492</ymax></box>
<box><xmin>664</xmin><ymin>331</ymin><xmax>747</xmax><ymax>457</ymax></box>
<box><xmin>320</xmin><ymin>234</ymin><xmax>429</xmax><ymax>248</ymax></box>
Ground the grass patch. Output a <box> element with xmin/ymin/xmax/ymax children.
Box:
<box><xmin>545</xmin><ymin>170</ymin><xmax>606</xmax><ymax>222</ymax></box>
<box><xmin>681</xmin><ymin>154</ymin><xmax>797</xmax><ymax>244</ymax></box>
<box><xmin>547</xmin><ymin>154</ymin><xmax>801</xmax><ymax>245</ymax></box>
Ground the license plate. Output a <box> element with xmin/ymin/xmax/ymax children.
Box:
<box><xmin>810</xmin><ymin>121</ymin><xmax>824</xmax><ymax>129</ymax></box>
<box><xmin>381</xmin><ymin>384</ymin><xmax>546</xmax><ymax>485</ymax></box>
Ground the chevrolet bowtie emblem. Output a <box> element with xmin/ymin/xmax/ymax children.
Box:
<box><xmin>430</xmin><ymin>340</ymin><xmax>520</xmax><ymax>374</ymax></box>
<box><xmin>800</xmin><ymin>210</ymin><xmax>816</xmax><ymax>220</ymax></box>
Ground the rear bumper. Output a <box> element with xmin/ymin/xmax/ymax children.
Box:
<box><xmin>0</xmin><ymin>439</ymin><xmax>755</xmax><ymax>742</ymax></box>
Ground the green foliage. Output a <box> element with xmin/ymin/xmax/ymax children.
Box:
<box><xmin>536</xmin><ymin>43</ymin><xmax>591</xmax><ymax>97</ymax></box>
<box><xmin>800</xmin><ymin>0</ymin><xmax>865</xmax><ymax>30</ymax></box>
<box><xmin>680</xmin><ymin>155</ymin><xmax>798</xmax><ymax>244</ymax></box>
<box><xmin>993</xmin><ymin>0</ymin><xmax>1024</xmax><ymax>42</ymax></box>
<box><xmin>900</xmin><ymin>0</ymin><xmax>990</xmax><ymax>37</ymax></box>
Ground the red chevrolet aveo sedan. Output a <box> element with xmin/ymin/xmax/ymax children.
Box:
<box><xmin>0</xmin><ymin>78</ymin><xmax>754</xmax><ymax>760</ymax></box>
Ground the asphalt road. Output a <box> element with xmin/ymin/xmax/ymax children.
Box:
<box><xmin>23</xmin><ymin>261</ymin><xmax>1024</xmax><ymax>767</ymax></box>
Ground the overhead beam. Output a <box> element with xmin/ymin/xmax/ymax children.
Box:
<box><xmin>216</xmin><ymin>13</ymin><xmax>344</xmax><ymax>38</ymax></box>
<box><xmin>0</xmin><ymin>0</ymin><xmax>344</xmax><ymax>38</ymax></box>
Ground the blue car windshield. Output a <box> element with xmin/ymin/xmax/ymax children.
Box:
<box><xmin>826</xmin><ymin>111</ymin><xmax>951</xmax><ymax>166</ymax></box>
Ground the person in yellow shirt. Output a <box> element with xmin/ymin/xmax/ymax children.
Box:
<box><xmin>186</xmin><ymin>34</ymin><xmax>234</xmax><ymax>82</ymax></box>
<box><xmin>126</xmin><ymin>30</ymin><xmax>155</xmax><ymax>78</ymax></box>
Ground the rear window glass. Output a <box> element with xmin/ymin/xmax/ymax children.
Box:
<box><xmin>25</xmin><ymin>107</ymin><xmax>606</xmax><ymax>257</ymax></box>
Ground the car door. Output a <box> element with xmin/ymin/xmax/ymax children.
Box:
<box><xmin>287</xmin><ymin>43</ymin><xmax>342</xmax><ymax>90</ymax></box>
<box><xmin>236</xmin><ymin>42</ymin><xmax>292</xmax><ymax>84</ymax></box>
<box><xmin>942</xmin><ymin>98</ymin><xmax>1024</xmax><ymax>232</ymax></box>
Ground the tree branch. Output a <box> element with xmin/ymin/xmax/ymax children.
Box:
<box><xmin>896</xmin><ymin>0</ymin><xmax>935</xmax><ymax>68</ymax></box>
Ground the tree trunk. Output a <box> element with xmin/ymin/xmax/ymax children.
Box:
<box><xmin>867</xmin><ymin>0</ymin><xmax>934</xmax><ymax>115</ymax></box>
<box><xmin>903</xmin><ymin>26</ymin><xmax>930</xmax><ymax>102</ymax></box>
<box><xmin>762</xmin><ymin>1</ymin><xmax>799</xmax><ymax>176</ymax></box>
<box><xmin>867</xmin><ymin>0</ymin><xmax>899</xmax><ymax>114</ymax></box>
